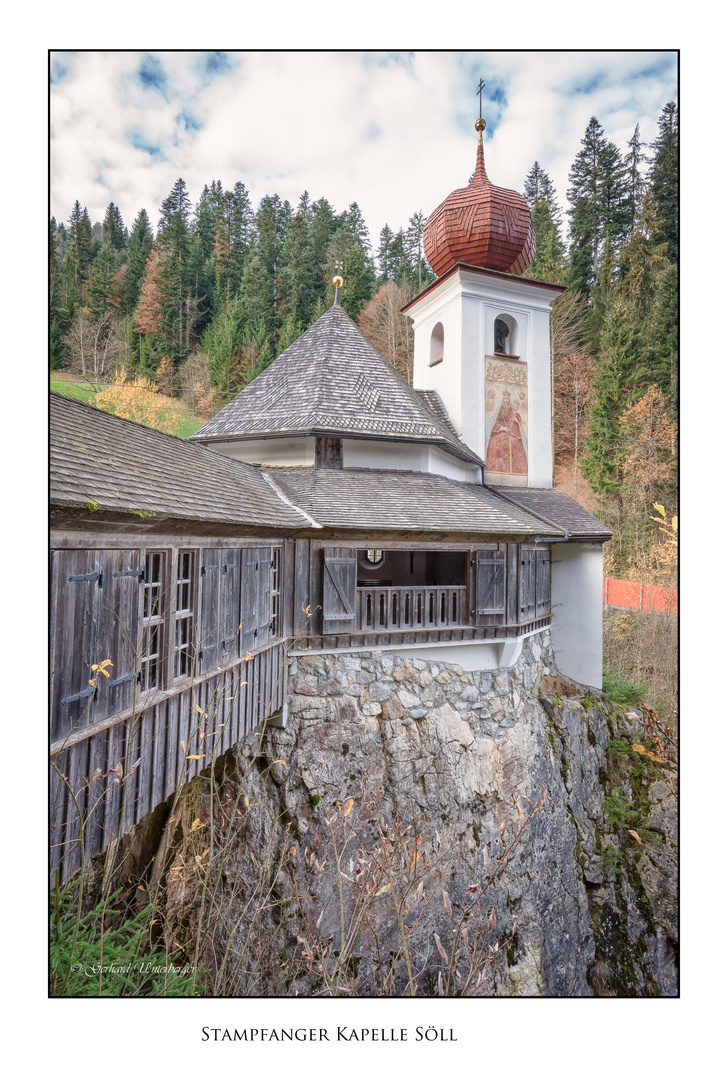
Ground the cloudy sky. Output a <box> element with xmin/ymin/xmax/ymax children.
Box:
<box><xmin>50</xmin><ymin>50</ymin><xmax>678</xmax><ymax>252</ymax></box>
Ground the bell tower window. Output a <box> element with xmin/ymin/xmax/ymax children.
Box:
<box><xmin>494</xmin><ymin>318</ymin><xmax>510</xmax><ymax>354</ymax></box>
<box><xmin>429</xmin><ymin>322</ymin><xmax>444</xmax><ymax>367</ymax></box>
<box><xmin>493</xmin><ymin>314</ymin><xmax>519</xmax><ymax>357</ymax></box>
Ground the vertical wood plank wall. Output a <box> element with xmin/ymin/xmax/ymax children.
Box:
<box><xmin>50</xmin><ymin>637</ymin><xmax>289</xmax><ymax>885</ymax></box>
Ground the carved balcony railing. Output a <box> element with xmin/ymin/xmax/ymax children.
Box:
<box><xmin>357</xmin><ymin>585</ymin><xmax>467</xmax><ymax>633</ymax></box>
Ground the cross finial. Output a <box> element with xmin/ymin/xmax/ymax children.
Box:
<box><xmin>476</xmin><ymin>78</ymin><xmax>486</xmax><ymax>118</ymax></box>
<box><xmin>475</xmin><ymin>79</ymin><xmax>487</xmax><ymax>141</ymax></box>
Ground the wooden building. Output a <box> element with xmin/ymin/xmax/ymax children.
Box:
<box><xmin>50</xmin><ymin>112</ymin><xmax>610</xmax><ymax>884</ymax></box>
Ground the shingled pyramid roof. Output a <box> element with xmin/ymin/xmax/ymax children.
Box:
<box><xmin>190</xmin><ymin>304</ymin><xmax>481</xmax><ymax>464</ymax></box>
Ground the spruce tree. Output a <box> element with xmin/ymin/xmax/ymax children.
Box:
<box><xmin>340</xmin><ymin>202</ymin><xmax>372</xmax><ymax>259</ymax></box>
<box><xmin>253</xmin><ymin>194</ymin><xmax>293</xmax><ymax>344</ymax></box>
<box><xmin>309</xmin><ymin>198</ymin><xmax>337</xmax><ymax>271</ymax></box>
<box><xmin>598</xmin><ymin>138</ymin><xmax>632</xmax><ymax>253</ymax></box>
<box><xmin>623</xmin><ymin>124</ymin><xmax>647</xmax><ymax>228</ymax></box>
<box><xmin>202</xmin><ymin>293</ymin><xmax>245</xmax><ymax>391</ymax></box>
<box><xmin>377</xmin><ymin>224</ymin><xmax>395</xmax><ymax>282</ymax></box>
<box><xmin>87</xmin><ymin>242</ymin><xmax>120</xmax><ymax>316</ymax></box>
<box><xmin>239</xmin><ymin>252</ymin><xmax>275</xmax><ymax>331</ymax></box>
<box><xmin>649</xmin><ymin>102</ymin><xmax>678</xmax><ymax>265</ymax></box>
<box><xmin>580</xmin><ymin>293</ymin><xmax>648</xmax><ymax>499</ymax></box>
<box><xmin>63</xmin><ymin>200</ymin><xmax>94</xmax><ymax>299</ymax></box>
<box><xmin>405</xmin><ymin>210</ymin><xmax>433</xmax><ymax>292</ymax></box>
<box><xmin>645</xmin><ymin>260</ymin><xmax>678</xmax><ymax>413</ymax></box>
<box><xmin>56</xmin><ymin>221</ymin><xmax>68</xmax><ymax>258</ymax></box>
<box><xmin>567</xmin><ymin>118</ymin><xmax>630</xmax><ymax>293</ymax></box>
<box><xmin>567</xmin><ymin>118</ymin><xmax>606</xmax><ymax>290</ymax></box>
<box><xmin>189</xmin><ymin>183</ymin><xmax>222</xmax><ymax>336</ymax></box>
<box><xmin>50</xmin><ymin>217</ymin><xmax>68</xmax><ymax>369</ymax></box>
<box><xmin>103</xmin><ymin>202</ymin><xmax>127</xmax><ymax>252</ymax></box>
<box><xmin>214</xmin><ymin>180</ymin><xmax>254</xmax><ymax>303</ymax></box>
<box><xmin>524</xmin><ymin>163</ymin><xmax>566</xmax><ymax>282</ymax></box>
<box><xmin>277</xmin><ymin>193</ymin><xmax>316</xmax><ymax>328</ymax></box>
<box><xmin>389</xmin><ymin>229</ymin><xmax>410</xmax><ymax>283</ymax></box>
<box><xmin>123</xmin><ymin>209</ymin><xmax>154</xmax><ymax>316</ymax></box>
<box><xmin>156</xmin><ymin>178</ymin><xmax>193</xmax><ymax>357</ymax></box>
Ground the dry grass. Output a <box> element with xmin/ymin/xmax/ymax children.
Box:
<box><xmin>603</xmin><ymin>606</ymin><xmax>678</xmax><ymax>719</ymax></box>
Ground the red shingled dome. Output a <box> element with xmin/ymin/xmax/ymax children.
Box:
<box><xmin>423</xmin><ymin>139</ymin><xmax>536</xmax><ymax>277</ymax></box>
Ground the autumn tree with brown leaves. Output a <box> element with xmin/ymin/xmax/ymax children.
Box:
<box><xmin>358</xmin><ymin>279</ymin><xmax>415</xmax><ymax>383</ymax></box>
<box><xmin>134</xmin><ymin>249</ymin><xmax>164</xmax><ymax>336</ymax></box>
<box><xmin>553</xmin><ymin>350</ymin><xmax>595</xmax><ymax>474</ymax></box>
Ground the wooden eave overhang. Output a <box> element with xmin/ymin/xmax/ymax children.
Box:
<box><xmin>401</xmin><ymin>262</ymin><xmax>567</xmax><ymax>314</ymax></box>
<box><xmin>195</xmin><ymin>426</ymin><xmax>482</xmax><ymax>466</ymax></box>
<box><xmin>49</xmin><ymin>501</ymin><xmax>305</xmax><ymax>539</ymax></box>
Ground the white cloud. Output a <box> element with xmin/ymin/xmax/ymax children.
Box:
<box><xmin>50</xmin><ymin>50</ymin><xmax>677</xmax><ymax>252</ymax></box>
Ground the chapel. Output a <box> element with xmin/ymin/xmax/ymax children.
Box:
<box><xmin>49</xmin><ymin>98</ymin><xmax>609</xmax><ymax>884</ymax></box>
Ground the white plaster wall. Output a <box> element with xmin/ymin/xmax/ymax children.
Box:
<box><xmin>410</xmin><ymin>275</ymin><xmax>465</xmax><ymax>434</ymax></box>
<box><xmin>551</xmin><ymin>543</ymin><xmax>604</xmax><ymax>689</ymax></box>
<box><xmin>291</xmin><ymin>633</ymin><xmax>543</xmax><ymax>672</ymax></box>
<box><xmin>343</xmin><ymin>439</ymin><xmax>481</xmax><ymax>483</ymax></box>
<box><xmin>526</xmin><ymin>308</ymin><xmax>553</xmax><ymax>487</ymax></box>
<box><xmin>205</xmin><ymin>437</ymin><xmax>315</xmax><ymax>467</ymax></box>
<box><xmin>342</xmin><ymin>439</ymin><xmax>426</xmax><ymax>472</ymax></box>
<box><xmin>460</xmin><ymin>294</ymin><xmax>484</xmax><ymax>457</ymax></box>
<box><xmin>425</xmin><ymin>446</ymin><xmax>482</xmax><ymax>483</ymax></box>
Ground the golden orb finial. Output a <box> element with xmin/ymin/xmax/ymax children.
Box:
<box><xmin>475</xmin><ymin>117</ymin><xmax>486</xmax><ymax>133</ymax></box>
<box><xmin>333</xmin><ymin>260</ymin><xmax>345</xmax><ymax>306</ymax></box>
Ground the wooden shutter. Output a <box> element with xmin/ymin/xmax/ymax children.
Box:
<box><xmin>240</xmin><ymin>548</ymin><xmax>261</xmax><ymax>652</ymax></box>
<box><xmin>519</xmin><ymin>546</ymin><xmax>537</xmax><ymax>624</ymax></box>
<box><xmin>255</xmin><ymin>548</ymin><xmax>275</xmax><ymax>650</ymax></box>
<box><xmin>474</xmin><ymin>546</ymin><xmax>506</xmax><ymax>626</ymax></box>
<box><xmin>219</xmin><ymin>549</ymin><xmax>243</xmax><ymax>661</ymax></box>
<box><xmin>102</xmin><ymin>550</ymin><xmax>142</xmax><ymax>719</ymax></box>
<box><xmin>198</xmin><ymin>548</ymin><xmax>223</xmax><ymax>673</ymax></box>
<box><xmin>322</xmin><ymin>548</ymin><xmax>357</xmax><ymax>634</ymax></box>
<box><xmin>536</xmin><ymin>547</ymin><xmax>551</xmax><ymax>617</ymax></box>
<box><xmin>50</xmin><ymin>549</ymin><xmax>142</xmax><ymax>741</ymax></box>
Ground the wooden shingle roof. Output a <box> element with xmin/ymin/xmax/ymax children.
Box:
<box><xmin>268</xmin><ymin>467</ymin><xmax>563</xmax><ymax>535</ymax></box>
<box><xmin>492</xmin><ymin>486</ymin><xmax>612</xmax><ymax>540</ymax></box>
<box><xmin>423</xmin><ymin>139</ymin><xmax>536</xmax><ymax>277</ymax></box>
<box><xmin>190</xmin><ymin>305</ymin><xmax>481</xmax><ymax>464</ymax></box>
<box><xmin>50</xmin><ymin>392</ymin><xmax>313</xmax><ymax>530</ymax></box>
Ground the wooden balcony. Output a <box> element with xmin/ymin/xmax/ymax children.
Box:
<box><xmin>357</xmin><ymin>585</ymin><xmax>468</xmax><ymax>632</ymax></box>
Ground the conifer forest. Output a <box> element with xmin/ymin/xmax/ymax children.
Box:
<box><xmin>50</xmin><ymin>103</ymin><xmax>678</xmax><ymax>598</ymax></box>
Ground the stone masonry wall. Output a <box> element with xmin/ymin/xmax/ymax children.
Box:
<box><xmin>137</xmin><ymin>630</ymin><xmax>677</xmax><ymax>996</ymax></box>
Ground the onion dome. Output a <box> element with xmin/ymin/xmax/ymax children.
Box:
<box><xmin>423</xmin><ymin>116</ymin><xmax>536</xmax><ymax>277</ymax></box>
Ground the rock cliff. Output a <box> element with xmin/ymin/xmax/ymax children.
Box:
<box><xmin>141</xmin><ymin>633</ymin><xmax>678</xmax><ymax>996</ymax></box>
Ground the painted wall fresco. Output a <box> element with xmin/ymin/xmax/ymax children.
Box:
<box><xmin>484</xmin><ymin>357</ymin><xmax>528</xmax><ymax>478</ymax></box>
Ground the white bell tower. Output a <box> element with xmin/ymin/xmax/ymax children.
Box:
<box><xmin>405</xmin><ymin>266</ymin><xmax>562</xmax><ymax>488</ymax></box>
<box><xmin>405</xmin><ymin>89</ymin><xmax>563</xmax><ymax>490</ymax></box>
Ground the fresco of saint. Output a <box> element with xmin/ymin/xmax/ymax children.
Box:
<box><xmin>485</xmin><ymin>390</ymin><xmax>528</xmax><ymax>476</ymax></box>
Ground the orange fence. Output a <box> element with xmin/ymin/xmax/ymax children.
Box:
<box><xmin>603</xmin><ymin>577</ymin><xmax>677</xmax><ymax>615</ymax></box>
